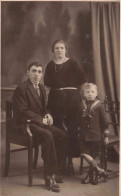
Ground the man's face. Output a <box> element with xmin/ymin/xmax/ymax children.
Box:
<box><xmin>27</xmin><ymin>65</ymin><xmax>42</xmax><ymax>85</ymax></box>
<box><xmin>84</xmin><ymin>87</ymin><xmax>98</xmax><ymax>101</ymax></box>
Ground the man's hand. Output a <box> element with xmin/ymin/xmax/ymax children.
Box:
<box><xmin>43</xmin><ymin>117</ymin><xmax>48</xmax><ymax>125</ymax></box>
<box><xmin>44</xmin><ymin>114</ymin><xmax>53</xmax><ymax>126</ymax></box>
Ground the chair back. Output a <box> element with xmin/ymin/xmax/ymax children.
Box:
<box><xmin>6</xmin><ymin>100</ymin><xmax>32</xmax><ymax>146</ymax></box>
<box><xmin>103</xmin><ymin>96</ymin><xmax>120</xmax><ymax>136</ymax></box>
<box><xmin>6</xmin><ymin>101</ymin><xmax>14</xmax><ymax>135</ymax></box>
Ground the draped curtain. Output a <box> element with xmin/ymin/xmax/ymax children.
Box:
<box><xmin>90</xmin><ymin>2</ymin><xmax>120</xmax><ymax>135</ymax></box>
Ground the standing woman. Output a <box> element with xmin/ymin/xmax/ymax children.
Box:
<box><xmin>44</xmin><ymin>39</ymin><xmax>87</xmax><ymax>175</ymax></box>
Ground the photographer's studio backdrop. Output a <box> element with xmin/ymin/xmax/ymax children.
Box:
<box><xmin>1</xmin><ymin>1</ymin><xmax>120</xmax><ymax>156</ymax></box>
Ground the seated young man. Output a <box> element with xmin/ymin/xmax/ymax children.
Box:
<box><xmin>13</xmin><ymin>62</ymin><xmax>68</xmax><ymax>192</ymax></box>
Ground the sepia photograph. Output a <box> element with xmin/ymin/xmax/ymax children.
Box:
<box><xmin>0</xmin><ymin>1</ymin><xmax>120</xmax><ymax>196</ymax></box>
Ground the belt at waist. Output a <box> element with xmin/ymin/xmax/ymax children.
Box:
<box><xmin>53</xmin><ymin>87</ymin><xmax>78</xmax><ymax>90</ymax></box>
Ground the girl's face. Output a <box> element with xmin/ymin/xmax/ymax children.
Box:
<box><xmin>84</xmin><ymin>87</ymin><xmax>98</xmax><ymax>101</ymax></box>
<box><xmin>53</xmin><ymin>42</ymin><xmax>66</xmax><ymax>59</ymax></box>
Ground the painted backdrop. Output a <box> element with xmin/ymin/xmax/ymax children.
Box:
<box><xmin>1</xmin><ymin>1</ymin><xmax>94</xmax><ymax>87</ymax></box>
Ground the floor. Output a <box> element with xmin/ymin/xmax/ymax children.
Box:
<box><xmin>0</xmin><ymin>146</ymin><xmax>119</xmax><ymax>196</ymax></box>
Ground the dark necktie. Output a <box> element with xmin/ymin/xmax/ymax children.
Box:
<box><xmin>35</xmin><ymin>84</ymin><xmax>40</xmax><ymax>96</ymax></box>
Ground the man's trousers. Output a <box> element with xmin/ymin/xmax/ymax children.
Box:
<box><xmin>30</xmin><ymin>124</ymin><xmax>68</xmax><ymax>176</ymax></box>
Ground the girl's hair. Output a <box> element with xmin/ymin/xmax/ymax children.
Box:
<box><xmin>52</xmin><ymin>39</ymin><xmax>67</xmax><ymax>52</ymax></box>
<box><xmin>81</xmin><ymin>83</ymin><xmax>98</xmax><ymax>95</ymax></box>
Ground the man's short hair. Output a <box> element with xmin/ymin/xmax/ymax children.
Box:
<box><xmin>27</xmin><ymin>62</ymin><xmax>42</xmax><ymax>70</ymax></box>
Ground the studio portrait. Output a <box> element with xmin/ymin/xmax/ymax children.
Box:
<box><xmin>0</xmin><ymin>1</ymin><xmax>120</xmax><ymax>196</ymax></box>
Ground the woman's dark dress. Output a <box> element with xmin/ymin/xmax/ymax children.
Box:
<box><xmin>44</xmin><ymin>58</ymin><xmax>86</xmax><ymax>156</ymax></box>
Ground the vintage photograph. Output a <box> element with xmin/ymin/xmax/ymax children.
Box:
<box><xmin>1</xmin><ymin>1</ymin><xmax>120</xmax><ymax>196</ymax></box>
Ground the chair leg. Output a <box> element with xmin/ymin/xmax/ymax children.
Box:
<box><xmin>4</xmin><ymin>141</ymin><xmax>10</xmax><ymax>177</ymax></box>
<box><xmin>33</xmin><ymin>146</ymin><xmax>39</xmax><ymax>169</ymax></box>
<box><xmin>100</xmin><ymin>144</ymin><xmax>108</xmax><ymax>171</ymax></box>
<box><xmin>104</xmin><ymin>145</ymin><xmax>108</xmax><ymax>172</ymax></box>
<box><xmin>28</xmin><ymin>142</ymin><xmax>33</xmax><ymax>186</ymax></box>
<box><xmin>80</xmin><ymin>157</ymin><xmax>83</xmax><ymax>174</ymax></box>
<box><xmin>100</xmin><ymin>145</ymin><xmax>104</xmax><ymax>169</ymax></box>
<box><xmin>67</xmin><ymin>156</ymin><xmax>73</xmax><ymax>165</ymax></box>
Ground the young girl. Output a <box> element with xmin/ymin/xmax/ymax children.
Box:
<box><xmin>79</xmin><ymin>83</ymin><xmax>108</xmax><ymax>184</ymax></box>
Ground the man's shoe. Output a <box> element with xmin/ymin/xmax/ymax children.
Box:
<box><xmin>45</xmin><ymin>175</ymin><xmax>61</xmax><ymax>192</ymax></box>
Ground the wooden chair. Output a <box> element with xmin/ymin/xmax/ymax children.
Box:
<box><xmin>4</xmin><ymin>101</ymin><xmax>39</xmax><ymax>186</ymax></box>
<box><xmin>79</xmin><ymin>96</ymin><xmax>119</xmax><ymax>180</ymax></box>
<box><xmin>101</xmin><ymin>96</ymin><xmax>119</xmax><ymax>177</ymax></box>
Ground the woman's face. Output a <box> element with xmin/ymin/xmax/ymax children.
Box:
<box><xmin>53</xmin><ymin>42</ymin><xmax>66</xmax><ymax>58</ymax></box>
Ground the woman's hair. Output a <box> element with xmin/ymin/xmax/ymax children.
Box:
<box><xmin>51</xmin><ymin>39</ymin><xmax>68</xmax><ymax>52</ymax></box>
<box><xmin>80</xmin><ymin>83</ymin><xmax>98</xmax><ymax>95</ymax></box>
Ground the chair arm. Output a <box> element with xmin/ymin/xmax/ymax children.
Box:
<box><xmin>26</xmin><ymin>120</ymin><xmax>33</xmax><ymax>137</ymax></box>
<box><xmin>108</xmin><ymin>136</ymin><xmax>119</xmax><ymax>146</ymax></box>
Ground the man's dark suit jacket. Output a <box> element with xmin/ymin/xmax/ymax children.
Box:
<box><xmin>13</xmin><ymin>79</ymin><xmax>47</xmax><ymax>130</ymax></box>
<box><xmin>13</xmin><ymin>78</ymin><xmax>68</xmax><ymax>177</ymax></box>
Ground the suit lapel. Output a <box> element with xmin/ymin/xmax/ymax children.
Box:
<box><xmin>26</xmin><ymin>79</ymin><xmax>45</xmax><ymax>111</ymax></box>
<box><xmin>39</xmin><ymin>84</ymin><xmax>46</xmax><ymax>110</ymax></box>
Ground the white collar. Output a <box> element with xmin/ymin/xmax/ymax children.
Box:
<box><xmin>32</xmin><ymin>83</ymin><xmax>39</xmax><ymax>88</ymax></box>
<box><xmin>82</xmin><ymin>99</ymin><xmax>101</xmax><ymax>111</ymax></box>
